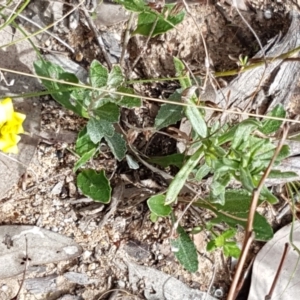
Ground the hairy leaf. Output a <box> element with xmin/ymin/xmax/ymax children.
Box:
<box><xmin>87</xmin><ymin>118</ymin><xmax>114</xmax><ymax>143</ymax></box>
<box><xmin>260</xmin><ymin>104</ymin><xmax>285</xmax><ymax>134</ymax></box>
<box><xmin>165</xmin><ymin>146</ymin><xmax>204</xmax><ymax>204</ymax></box>
<box><xmin>107</xmin><ymin>65</ymin><xmax>124</xmax><ymax>87</ymax></box>
<box><xmin>77</xmin><ymin>169</ymin><xmax>111</xmax><ymax>203</ymax></box>
<box><xmin>171</xmin><ymin>226</ymin><xmax>198</xmax><ymax>273</ymax></box>
<box><xmin>117</xmin><ymin>86</ymin><xmax>141</xmax><ymax>108</ymax></box>
<box><xmin>148</xmin><ymin>153</ymin><xmax>185</xmax><ymax>168</ymax></box>
<box><xmin>232</xmin><ymin>119</ymin><xmax>260</xmax><ymax>150</ymax></box>
<box><xmin>195</xmin><ymin>189</ymin><xmax>273</xmax><ymax>241</ymax></box>
<box><xmin>154</xmin><ymin>90</ymin><xmax>183</xmax><ymax>130</ymax></box>
<box><xmin>115</xmin><ymin>0</ymin><xmax>147</xmax><ymax>12</ymax></box>
<box><xmin>89</xmin><ymin>60</ymin><xmax>108</xmax><ymax>88</ymax></box>
<box><xmin>104</xmin><ymin>132</ymin><xmax>127</xmax><ymax>161</ymax></box>
<box><xmin>147</xmin><ymin>194</ymin><xmax>172</xmax><ymax>217</ymax></box>
<box><xmin>74</xmin><ymin>148</ymin><xmax>97</xmax><ymax>172</ymax></box>
<box><xmin>93</xmin><ymin>102</ymin><xmax>120</xmax><ymax>123</ymax></box>
<box><xmin>75</xmin><ymin>127</ymin><xmax>97</xmax><ymax>156</ymax></box>
<box><xmin>34</xmin><ymin>60</ymin><xmax>87</xmax><ymax>117</ymax></box>
<box><xmin>133</xmin><ymin>5</ymin><xmax>185</xmax><ymax>37</ymax></box>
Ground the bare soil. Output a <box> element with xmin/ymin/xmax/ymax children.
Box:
<box><xmin>0</xmin><ymin>1</ymin><xmax>297</xmax><ymax>299</ymax></box>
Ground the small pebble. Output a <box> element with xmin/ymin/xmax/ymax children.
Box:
<box><xmin>82</xmin><ymin>250</ymin><xmax>92</xmax><ymax>260</ymax></box>
<box><xmin>264</xmin><ymin>8</ymin><xmax>273</xmax><ymax>19</ymax></box>
<box><xmin>117</xmin><ymin>280</ymin><xmax>126</xmax><ymax>288</ymax></box>
<box><xmin>1</xmin><ymin>284</ymin><xmax>8</xmax><ymax>292</ymax></box>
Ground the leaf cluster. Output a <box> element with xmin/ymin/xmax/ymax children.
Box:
<box><xmin>115</xmin><ymin>0</ymin><xmax>185</xmax><ymax>37</ymax></box>
<box><xmin>146</xmin><ymin>57</ymin><xmax>294</xmax><ymax>272</ymax></box>
<box><xmin>34</xmin><ymin>59</ymin><xmax>141</xmax><ymax>203</ymax></box>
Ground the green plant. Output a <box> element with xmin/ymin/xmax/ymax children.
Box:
<box><xmin>146</xmin><ymin>57</ymin><xmax>296</xmax><ymax>272</ymax></box>
<box><xmin>206</xmin><ymin>227</ymin><xmax>241</xmax><ymax>258</ymax></box>
<box><xmin>115</xmin><ymin>0</ymin><xmax>185</xmax><ymax>37</ymax></box>
<box><xmin>34</xmin><ymin>58</ymin><xmax>141</xmax><ymax>202</ymax></box>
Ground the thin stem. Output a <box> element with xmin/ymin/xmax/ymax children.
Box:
<box><xmin>265</xmin><ymin>243</ymin><xmax>289</xmax><ymax>300</ymax></box>
<box><xmin>130</xmin><ymin>16</ymin><xmax>159</xmax><ymax>72</ymax></box>
<box><xmin>120</xmin><ymin>12</ymin><xmax>135</xmax><ymax>68</ymax></box>
<box><xmin>2</xmin><ymin>67</ymin><xmax>300</xmax><ymax>124</ymax></box>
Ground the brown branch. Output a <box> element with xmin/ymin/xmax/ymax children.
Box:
<box><xmin>265</xmin><ymin>243</ymin><xmax>289</xmax><ymax>300</ymax></box>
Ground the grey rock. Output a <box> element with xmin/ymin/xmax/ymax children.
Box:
<box><xmin>249</xmin><ymin>221</ymin><xmax>300</xmax><ymax>300</ymax></box>
<box><xmin>0</xmin><ymin>225</ymin><xmax>82</xmax><ymax>279</ymax></box>
<box><xmin>58</xmin><ymin>295</ymin><xmax>83</xmax><ymax>300</ymax></box>
<box><xmin>64</xmin><ymin>272</ymin><xmax>97</xmax><ymax>285</ymax></box>
<box><xmin>25</xmin><ymin>275</ymin><xmax>57</xmax><ymax>294</ymax></box>
<box><xmin>95</xmin><ymin>3</ymin><xmax>130</xmax><ymax>26</ymax></box>
<box><xmin>126</xmin><ymin>260</ymin><xmax>218</xmax><ymax>300</ymax></box>
<box><xmin>44</xmin><ymin>54</ymin><xmax>89</xmax><ymax>84</ymax></box>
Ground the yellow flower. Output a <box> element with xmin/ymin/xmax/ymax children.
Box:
<box><xmin>0</xmin><ymin>98</ymin><xmax>26</xmax><ymax>154</ymax></box>
<box><xmin>0</xmin><ymin>133</ymin><xmax>21</xmax><ymax>154</ymax></box>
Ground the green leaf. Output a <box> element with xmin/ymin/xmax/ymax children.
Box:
<box><xmin>218</xmin><ymin>125</ymin><xmax>238</xmax><ymax>145</ymax></box>
<box><xmin>195</xmin><ymin>163</ymin><xmax>211</xmax><ymax>181</ymax></box>
<box><xmin>165</xmin><ymin>146</ymin><xmax>204</xmax><ymax>204</ymax></box>
<box><xmin>222</xmin><ymin>228</ymin><xmax>237</xmax><ymax>240</ymax></box>
<box><xmin>260</xmin><ymin>104</ymin><xmax>285</xmax><ymax>134</ymax></box>
<box><xmin>77</xmin><ymin>169</ymin><xmax>111</xmax><ymax>203</ymax></box>
<box><xmin>87</xmin><ymin>118</ymin><xmax>114</xmax><ymax>143</ymax></box>
<box><xmin>213</xmin><ymin>158</ymin><xmax>239</xmax><ymax>173</ymax></box>
<box><xmin>171</xmin><ymin>226</ymin><xmax>198</xmax><ymax>273</ymax></box>
<box><xmin>150</xmin><ymin>212</ymin><xmax>159</xmax><ymax>222</ymax></box>
<box><xmin>154</xmin><ymin>91</ymin><xmax>184</xmax><ymax>130</ymax></box>
<box><xmin>195</xmin><ymin>189</ymin><xmax>273</xmax><ymax>241</ymax></box>
<box><xmin>248</xmin><ymin>138</ymin><xmax>268</xmax><ymax>157</ymax></box>
<box><xmin>107</xmin><ymin>65</ymin><xmax>124</xmax><ymax>87</ymax></box>
<box><xmin>206</xmin><ymin>240</ymin><xmax>216</xmax><ymax>252</ymax></box>
<box><xmin>115</xmin><ymin>0</ymin><xmax>147</xmax><ymax>12</ymax></box>
<box><xmin>148</xmin><ymin>153</ymin><xmax>185</xmax><ymax>168</ymax></box>
<box><xmin>239</xmin><ymin>166</ymin><xmax>255</xmax><ymax>192</ymax></box>
<box><xmin>34</xmin><ymin>60</ymin><xmax>87</xmax><ymax>117</ymax></box>
<box><xmin>232</xmin><ymin>119</ymin><xmax>260</xmax><ymax>149</ymax></box>
<box><xmin>173</xmin><ymin>57</ymin><xmax>191</xmax><ymax>89</ymax></box>
<box><xmin>223</xmin><ymin>242</ymin><xmax>241</xmax><ymax>258</ymax></box>
<box><xmin>173</xmin><ymin>59</ymin><xmax>207</xmax><ymax>137</ymax></box>
<box><xmin>104</xmin><ymin>132</ymin><xmax>127</xmax><ymax>161</ymax></box>
<box><xmin>260</xmin><ymin>185</ymin><xmax>279</xmax><ymax>204</ymax></box>
<box><xmin>89</xmin><ymin>60</ymin><xmax>108</xmax><ymax>88</ymax></box>
<box><xmin>185</xmin><ymin>99</ymin><xmax>207</xmax><ymax>138</ymax></box>
<box><xmin>214</xmin><ymin>235</ymin><xmax>225</xmax><ymax>247</ymax></box>
<box><xmin>73</xmin><ymin>148</ymin><xmax>97</xmax><ymax>172</ymax></box>
<box><xmin>276</xmin><ymin>145</ymin><xmax>290</xmax><ymax>161</ymax></box>
<box><xmin>268</xmin><ymin>170</ymin><xmax>298</xmax><ymax>178</ymax></box>
<box><xmin>93</xmin><ymin>102</ymin><xmax>120</xmax><ymax>122</ymax></box>
<box><xmin>71</xmin><ymin>88</ymin><xmax>91</xmax><ymax>109</ymax></box>
<box><xmin>75</xmin><ymin>127</ymin><xmax>97</xmax><ymax>156</ymax></box>
<box><xmin>209</xmin><ymin>174</ymin><xmax>231</xmax><ymax>205</ymax></box>
<box><xmin>133</xmin><ymin>6</ymin><xmax>185</xmax><ymax>37</ymax></box>
<box><xmin>117</xmin><ymin>86</ymin><xmax>142</xmax><ymax>108</ymax></box>
<box><xmin>147</xmin><ymin>194</ymin><xmax>172</xmax><ymax>216</ymax></box>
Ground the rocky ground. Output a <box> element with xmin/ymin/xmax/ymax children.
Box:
<box><xmin>0</xmin><ymin>1</ymin><xmax>298</xmax><ymax>299</ymax></box>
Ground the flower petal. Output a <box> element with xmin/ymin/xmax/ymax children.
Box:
<box><xmin>0</xmin><ymin>134</ymin><xmax>21</xmax><ymax>154</ymax></box>
<box><xmin>0</xmin><ymin>98</ymin><xmax>14</xmax><ymax>124</ymax></box>
<box><xmin>0</xmin><ymin>98</ymin><xmax>26</xmax><ymax>154</ymax></box>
